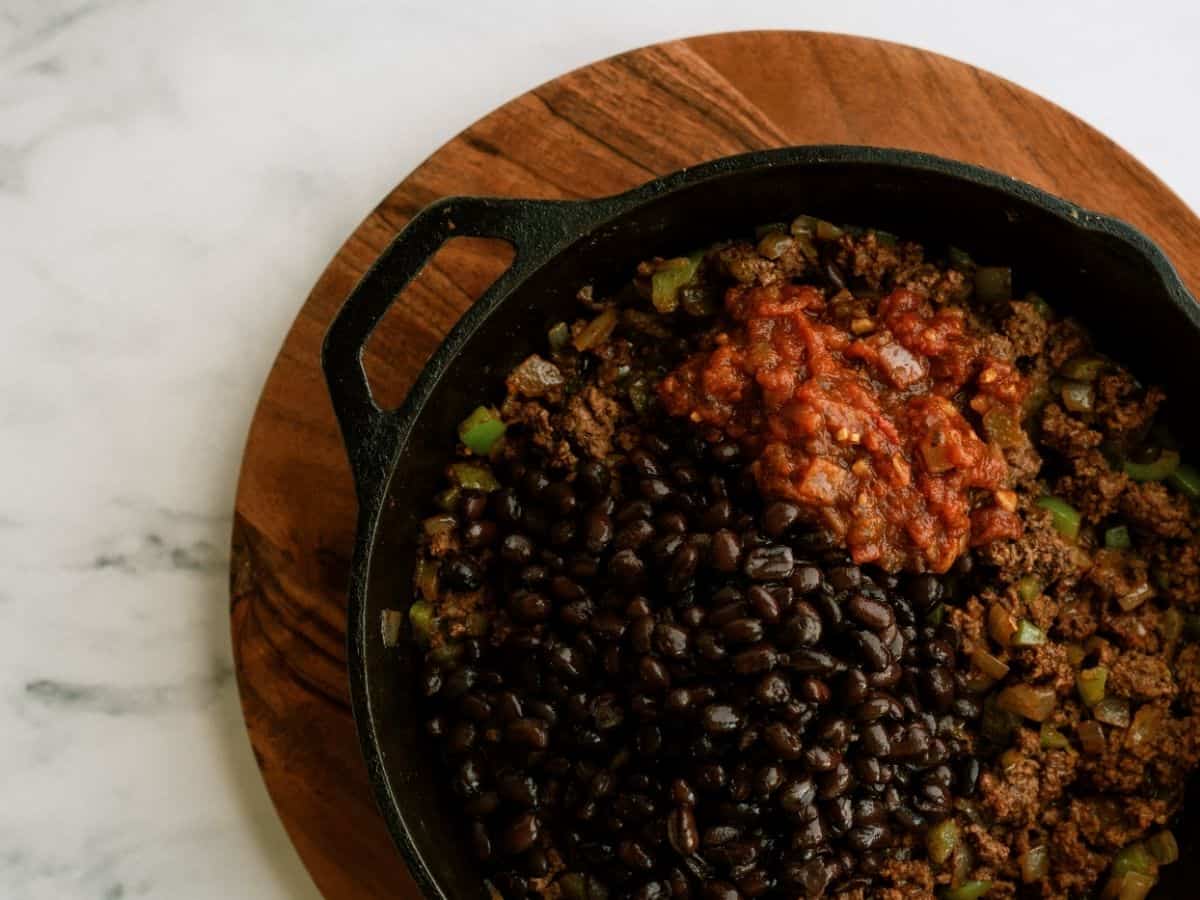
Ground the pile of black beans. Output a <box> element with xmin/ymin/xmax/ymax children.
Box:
<box><xmin>418</xmin><ymin>428</ymin><xmax>982</xmax><ymax>899</ymax></box>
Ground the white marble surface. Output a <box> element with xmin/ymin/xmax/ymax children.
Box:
<box><xmin>1</xmin><ymin>1</ymin><xmax>1197</xmax><ymax>897</ymax></box>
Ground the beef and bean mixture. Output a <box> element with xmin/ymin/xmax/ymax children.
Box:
<box><xmin>403</xmin><ymin>216</ymin><xmax>1200</xmax><ymax>899</ymax></box>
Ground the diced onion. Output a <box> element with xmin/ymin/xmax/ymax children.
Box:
<box><xmin>1078</xmin><ymin>720</ymin><xmax>1106</xmax><ymax>754</ymax></box>
<box><xmin>1146</xmin><ymin>830</ymin><xmax>1179</xmax><ymax>865</ymax></box>
<box><xmin>1019</xmin><ymin>845</ymin><xmax>1050</xmax><ymax>883</ymax></box>
<box><xmin>996</xmin><ymin>684</ymin><xmax>1056</xmax><ymax>722</ymax></box>
<box><xmin>1094</xmin><ymin>697</ymin><xmax>1131</xmax><ymax>728</ymax></box>
<box><xmin>972</xmin><ymin>647</ymin><xmax>1011</xmax><ymax>680</ymax></box>
<box><xmin>1077</xmin><ymin>666</ymin><xmax>1109</xmax><ymax>707</ymax></box>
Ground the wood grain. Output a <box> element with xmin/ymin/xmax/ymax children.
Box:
<box><xmin>229</xmin><ymin>31</ymin><xmax>1200</xmax><ymax>899</ymax></box>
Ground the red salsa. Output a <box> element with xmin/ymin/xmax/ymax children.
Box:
<box><xmin>659</xmin><ymin>282</ymin><xmax>1025</xmax><ymax>571</ymax></box>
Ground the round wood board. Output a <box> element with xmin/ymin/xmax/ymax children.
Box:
<box><xmin>229</xmin><ymin>30</ymin><xmax>1200</xmax><ymax>900</ymax></box>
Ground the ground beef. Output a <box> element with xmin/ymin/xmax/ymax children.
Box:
<box><xmin>1039</xmin><ymin>402</ymin><xmax>1102</xmax><ymax>458</ymax></box>
<box><xmin>874</xmin><ymin>859</ymin><xmax>937</xmax><ymax>900</ymax></box>
<box><xmin>501</xmin><ymin>397</ymin><xmax>576</xmax><ymax>469</ymax></box>
<box><xmin>1094</xmin><ymin>371</ymin><xmax>1164</xmax><ymax>443</ymax></box>
<box><xmin>834</xmin><ymin>231</ymin><xmax>903</xmax><ymax>289</ymax></box>
<box><xmin>561</xmin><ymin>385</ymin><xmax>620</xmax><ymax>460</ymax></box>
<box><xmin>1175</xmin><ymin>644</ymin><xmax>1200</xmax><ymax>713</ymax></box>
<box><xmin>1054</xmin><ymin>452</ymin><xmax>1129</xmax><ymax>520</ymax></box>
<box><xmin>1048</xmin><ymin>822</ymin><xmax>1108</xmax><ymax>897</ymax></box>
<box><xmin>710</xmin><ymin>239</ymin><xmax>808</xmax><ymax>285</ymax></box>
<box><xmin>1003</xmin><ymin>301</ymin><xmax>1049</xmax><ymax>359</ymax></box>
<box><xmin>1044</xmin><ymin>319</ymin><xmax>1091</xmax><ymax>369</ymax></box>
<box><xmin>1019</xmin><ymin>641</ymin><xmax>1075</xmax><ymax>693</ymax></box>
<box><xmin>1152</xmin><ymin>540</ymin><xmax>1200</xmax><ymax>605</ymax></box>
<box><xmin>966</xmin><ymin>822</ymin><xmax>1012</xmax><ymax>870</ymax></box>
<box><xmin>979</xmin><ymin>756</ymin><xmax>1041</xmax><ymax>825</ymax></box>
<box><xmin>975</xmin><ymin>510</ymin><xmax>1084</xmax><ymax>586</ymax></box>
<box><xmin>1055</xmin><ymin>596</ymin><xmax>1100</xmax><ymax>641</ymax></box>
<box><xmin>1102</xmin><ymin>605</ymin><xmax>1163</xmax><ymax>653</ymax></box>
<box><xmin>419</xmin><ymin>215</ymin><xmax>1200</xmax><ymax>900</ymax></box>
<box><xmin>1108</xmin><ymin>652</ymin><xmax>1176</xmax><ymax>701</ymax></box>
<box><xmin>1120</xmin><ymin>481</ymin><xmax>1193</xmax><ymax>538</ymax></box>
<box><xmin>901</xmin><ymin>262</ymin><xmax>970</xmax><ymax>305</ymax></box>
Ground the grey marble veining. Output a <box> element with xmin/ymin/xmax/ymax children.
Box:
<box><xmin>0</xmin><ymin>0</ymin><xmax>1195</xmax><ymax>897</ymax></box>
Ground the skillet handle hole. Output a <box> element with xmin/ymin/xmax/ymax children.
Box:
<box><xmin>362</xmin><ymin>236</ymin><xmax>516</xmax><ymax>412</ymax></box>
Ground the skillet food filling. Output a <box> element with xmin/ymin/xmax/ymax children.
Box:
<box><xmin>406</xmin><ymin>216</ymin><xmax>1200</xmax><ymax>899</ymax></box>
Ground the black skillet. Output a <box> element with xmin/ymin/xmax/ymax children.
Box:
<box><xmin>322</xmin><ymin>146</ymin><xmax>1200</xmax><ymax>898</ymax></box>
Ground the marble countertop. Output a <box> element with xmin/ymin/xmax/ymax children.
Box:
<box><xmin>2</xmin><ymin>2</ymin><xmax>1197</xmax><ymax>897</ymax></box>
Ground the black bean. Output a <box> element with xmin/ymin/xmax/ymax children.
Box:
<box><xmin>804</xmin><ymin>746</ymin><xmax>841</xmax><ymax>772</ymax></box>
<box><xmin>922</xmin><ymin>666</ymin><xmax>956</xmax><ymax>712</ymax></box>
<box><xmin>953</xmin><ymin>697</ymin><xmax>982</xmax><ymax>720</ymax></box>
<box><xmin>816</xmin><ymin>715</ymin><xmax>851</xmax><ymax>747</ymax></box>
<box><xmin>639</xmin><ymin>656</ymin><xmax>672</xmax><ymax>692</ymax></box>
<box><xmin>762</xmin><ymin>500</ymin><xmax>801</xmax><ymax>537</ymax></box>
<box><xmin>852</xmin><ymin>630</ymin><xmax>892</xmax><ymax>672</ymax></box>
<box><xmin>505</xmin><ymin>718</ymin><xmax>550</xmax><ymax>749</ymax></box>
<box><xmin>651</xmin><ymin>533</ymin><xmax>684</xmax><ymax>564</ymax></box>
<box><xmin>733</xmin><ymin>644</ymin><xmax>778</xmax><ymax>675</ymax></box>
<box><xmin>758</xmin><ymin>584</ymin><xmax>789</xmax><ymax>620</ymax></box>
<box><xmin>723</xmin><ymin>617</ymin><xmax>765</xmax><ymax>644</ymax></box>
<box><xmin>702</xmin><ymin>703</ymin><xmax>741</xmax><ymax>734</ymax></box>
<box><xmin>701</xmin><ymin>498</ymin><xmax>733</xmax><ymax>531</ymax></box>
<box><xmin>453</xmin><ymin>756</ymin><xmax>483</xmax><ymax>797</ymax></box>
<box><xmin>501</xmin><ymin>534</ymin><xmax>535</xmax><ymax>565</ymax></box>
<box><xmin>788</xmin><ymin>648</ymin><xmax>840</xmax><ymax>675</ymax></box>
<box><xmin>442</xmin><ymin>666</ymin><xmax>478</xmax><ymax>700</ymax></box>
<box><xmin>577</xmin><ymin>459</ymin><xmax>609</xmax><ymax>498</ymax></box>
<box><xmin>827</xmin><ymin>565</ymin><xmax>861</xmax><ymax>592</ymax></box>
<box><xmin>420</xmin><ymin>664</ymin><xmax>443</xmax><ymax>697</ymax></box>
<box><xmin>790</xmin><ymin>565</ymin><xmax>823</xmax><ymax>594</ymax></box>
<box><xmin>737</xmin><ymin>869</ymin><xmax>771</xmax><ymax>898</ymax></box>
<box><xmin>959</xmin><ymin>757</ymin><xmax>981</xmax><ymax>797</ymax></box>
<box><xmin>462</xmin><ymin>520</ymin><xmax>497</xmax><ymax>548</ymax></box>
<box><xmin>744</xmin><ymin>545</ymin><xmax>794</xmax><ymax>580</ymax></box>
<box><xmin>614</xmin><ymin>520</ymin><xmax>655</xmax><ymax>551</ymax></box>
<box><xmin>496</xmin><ymin>772</ymin><xmax>539</xmax><ymax>807</ymax></box>
<box><xmin>847</xmin><ymin>824</ymin><xmax>887</xmax><ymax>851</ymax></box>
<box><xmin>825</xmin><ymin>795</ymin><xmax>855</xmax><ymax>835</ymax></box>
<box><xmin>702</xmin><ymin>881</ymin><xmax>739</xmax><ymax>900</ymax></box>
<box><xmin>667</xmin><ymin>544</ymin><xmax>700</xmax><ymax>590</ymax></box>
<box><xmin>509</xmin><ymin>591</ymin><xmax>550</xmax><ymax>623</ymax></box>
<box><xmin>582</xmin><ymin>509</ymin><xmax>613</xmax><ymax>553</ymax></box>
<box><xmin>517</xmin><ymin>564</ymin><xmax>549</xmax><ymax>588</ymax></box>
<box><xmin>493</xmin><ymin>488</ymin><xmax>522</xmax><ymax>526</ymax></box>
<box><xmin>755</xmin><ymin>672</ymin><xmax>791</xmax><ymax>705</ymax></box>
<box><xmin>502</xmin><ymin>812</ymin><xmax>540</xmax><ymax>855</ymax></box>
<box><xmin>861</xmin><ymin>722</ymin><xmax>891</xmax><ymax>756</ymax></box>
<box><xmin>792</xmin><ymin>813</ymin><xmax>826</xmax><ymax>849</ymax></box>
<box><xmin>650</xmin><ymin>623</ymin><xmax>688</xmax><ymax>659</ymax></box>
<box><xmin>709</xmin><ymin>599</ymin><xmax>748</xmax><ymax>627</ymax></box>
<box><xmin>847</xmin><ymin>594</ymin><xmax>895</xmax><ymax>631</ymax></box>
<box><xmin>640</xmin><ymin>478</ymin><xmax>673</xmax><ymax>502</ymax></box>
<box><xmin>710</xmin><ymin>529</ymin><xmax>742</xmax><ymax>573</ymax></box>
<box><xmin>696</xmin><ymin>630</ymin><xmax>727</xmax><ymax>662</ymax></box>
<box><xmin>855</xmin><ymin>755</ymin><xmax>884</xmax><ymax>784</ymax></box>
<box><xmin>788</xmin><ymin>859</ymin><xmax>835</xmax><ymax>897</ymax></box>
<box><xmin>609</xmin><ymin>549</ymin><xmax>646</xmax><ymax>584</ymax></box>
<box><xmin>762</xmin><ymin>722</ymin><xmax>803</xmax><ymax>760</ymax></box>
<box><xmin>779</xmin><ymin>602</ymin><xmax>823</xmax><ymax>648</ymax></box>
<box><xmin>667</xmin><ymin>805</ymin><xmax>699</xmax><ymax>856</ymax></box>
<box><xmin>442</xmin><ymin>556</ymin><xmax>483</xmax><ymax>591</ymax></box>
<box><xmin>906</xmin><ymin>573</ymin><xmax>943</xmax><ymax>611</ymax></box>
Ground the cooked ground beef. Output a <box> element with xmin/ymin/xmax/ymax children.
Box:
<box><xmin>408</xmin><ymin>217</ymin><xmax>1199</xmax><ymax>900</ymax></box>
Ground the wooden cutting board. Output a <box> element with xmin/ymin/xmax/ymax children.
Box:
<box><xmin>229</xmin><ymin>31</ymin><xmax>1200</xmax><ymax>899</ymax></box>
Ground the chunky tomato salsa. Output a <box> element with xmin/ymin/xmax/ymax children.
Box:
<box><xmin>659</xmin><ymin>282</ymin><xmax>1025</xmax><ymax>571</ymax></box>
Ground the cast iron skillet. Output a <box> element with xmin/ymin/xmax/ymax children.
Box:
<box><xmin>322</xmin><ymin>146</ymin><xmax>1200</xmax><ymax>899</ymax></box>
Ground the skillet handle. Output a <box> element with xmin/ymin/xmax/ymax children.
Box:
<box><xmin>322</xmin><ymin>195</ymin><xmax>586</xmax><ymax>506</ymax></box>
